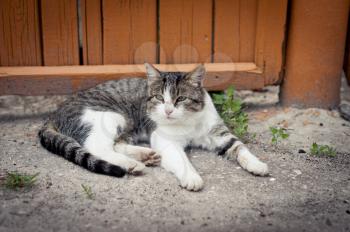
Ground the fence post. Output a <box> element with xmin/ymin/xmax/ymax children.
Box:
<box><xmin>280</xmin><ymin>0</ymin><xmax>349</xmax><ymax>109</ymax></box>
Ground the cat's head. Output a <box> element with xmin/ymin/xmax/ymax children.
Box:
<box><xmin>145</xmin><ymin>63</ymin><xmax>206</xmax><ymax>125</ymax></box>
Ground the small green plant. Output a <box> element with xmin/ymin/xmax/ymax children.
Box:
<box><xmin>212</xmin><ymin>86</ymin><xmax>249</xmax><ymax>139</ymax></box>
<box><xmin>310</xmin><ymin>143</ymin><xmax>337</xmax><ymax>157</ymax></box>
<box><xmin>3</xmin><ymin>172</ymin><xmax>39</xmax><ymax>189</ymax></box>
<box><xmin>81</xmin><ymin>184</ymin><xmax>95</xmax><ymax>199</ymax></box>
<box><xmin>270</xmin><ymin>127</ymin><xmax>289</xmax><ymax>144</ymax></box>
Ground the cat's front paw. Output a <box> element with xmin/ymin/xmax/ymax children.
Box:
<box><xmin>246</xmin><ymin>160</ymin><xmax>269</xmax><ymax>176</ymax></box>
<box><xmin>180</xmin><ymin>172</ymin><xmax>204</xmax><ymax>191</ymax></box>
<box><xmin>124</xmin><ymin>159</ymin><xmax>146</xmax><ymax>175</ymax></box>
<box><xmin>138</xmin><ymin>149</ymin><xmax>161</xmax><ymax>167</ymax></box>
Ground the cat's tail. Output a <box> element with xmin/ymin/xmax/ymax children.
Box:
<box><xmin>38</xmin><ymin>122</ymin><xmax>126</xmax><ymax>177</ymax></box>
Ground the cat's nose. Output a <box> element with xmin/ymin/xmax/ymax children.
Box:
<box><xmin>165</xmin><ymin>109</ymin><xmax>173</xmax><ymax>115</ymax></box>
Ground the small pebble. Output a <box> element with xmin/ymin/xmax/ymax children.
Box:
<box><xmin>16</xmin><ymin>210</ymin><xmax>27</xmax><ymax>215</ymax></box>
<box><xmin>236</xmin><ymin>167</ymin><xmax>241</xmax><ymax>170</ymax></box>
<box><xmin>259</xmin><ymin>212</ymin><xmax>266</xmax><ymax>217</ymax></box>
<box><xmin>293</xmin><ymin>169</ymin><xmax>302</xmax><ymax>175</ymax></box>
<box><xmin>298</xmin><ymin>149</ymin><xmax>306</xmax><ymax>154</ymax></box>
<box><xmin>269</xmin><ymin>178</ymin><xmax>276</xmax><ymax>182</ymax></box>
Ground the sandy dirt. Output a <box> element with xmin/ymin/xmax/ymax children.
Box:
<box><xmin>0</xmin><ymin>78</ymin><xmax>349</xmax><ymax>232</ymax></box>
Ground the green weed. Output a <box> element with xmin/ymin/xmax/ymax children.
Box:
<box><xmin>310</xmin><ymin>143</ymin><xmax>337</xmax><ymax>157</ymax></box>
<box><xmin>212</xmin><ymin>86</ymin><xmax>249</xmax><ymax>140</ymax></box>
<box><xmin>3</xmin><ymin>171</ymin><xmax>39</xmax><ymax>189</ymax></box>
<box><xmin>81</xmin><ymin>184</ymin><xmax>95</xmax><ymax>199</ymax></box>
<box><xmin>270</xmin><ymin>127</ymin><xmax>289</xmax><ymax>144</ymax></box>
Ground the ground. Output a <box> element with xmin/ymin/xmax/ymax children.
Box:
<box><xmin>0</xmin><ymin>78</ymin><xmax>349</xmax><ymax>232</ymax></box>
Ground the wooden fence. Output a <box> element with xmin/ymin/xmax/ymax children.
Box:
<box><xmin>0</xmin><ymin>0</ymin><xmax>287</xmax><ymax>95</ymax></box>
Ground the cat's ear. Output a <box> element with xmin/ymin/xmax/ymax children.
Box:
<box><xmin>145</xmin><ymin>63</ymin><xmax>161</xmax><ymax>85</ymax></box>
<box><xmin>186</xmin><ymin>64</ymin><xmax>206</xmax><ymax>87</ymax></box>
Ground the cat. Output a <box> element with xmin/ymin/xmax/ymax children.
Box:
<box><xmin>38</xmin><ymin>63</ymin><xmax>268</xmax><ymax>191</ymax></box>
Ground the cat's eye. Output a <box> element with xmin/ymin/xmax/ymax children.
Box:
<box><xmin>176</xmin><ymin>96</ymin><xmax>187</xmax><ymax>102</ymax></box>
<box><xmin>155</xmin><ymin>95</ymin><xmax>164</xmax><ymax>101</ymax></box>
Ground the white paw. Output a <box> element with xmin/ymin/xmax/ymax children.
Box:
<box><xmin>137</xmin><ymin>148</ymin><xmax>161</xmax><ymax>167</ymax></box>
<box><xmin>246</xmin><ymin>160</ymin><xmax>269</xmax><ymax>176</ymax></box>
<box><xmin>180</xmin><ymin>172</ymin><xmax>204</xmax><ymax>191</ymax></box>
<box><xmin>124</xmin><ymin>159</ymin><xmax>145</xmax><ymax>175</ymax></box>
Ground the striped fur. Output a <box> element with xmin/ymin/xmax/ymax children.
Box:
<box><xmin>38</xmin><ymin>123</ymin><xmax>126</xmax><ymax>177</ymax></box>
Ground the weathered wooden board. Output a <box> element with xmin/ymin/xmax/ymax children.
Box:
<box><xmin>159</xmin><ymin>0</ymin><xmax>212</xmax><ymax>64</ymax></box>
<box><xmin>214</xmin><ymin>0</ymin><xmax>257</xmax><ymax>62</ymax></box>
<box><xmin>81</xmin><ymin>0</ymin><xmax>103</xmax><ymax>65</ymax></box>
<box><xmin>0</xmin><ymin>0</ymin><xmax>42</xmax><ymax>66</ymax></box>
<box><xmin>41</xmin><ymin>0</ymin><xmax>80</xmax><ymax>65</ymax></box>
<box><xmin>255</xmin><ymin>0</ymin><xmax>288</xmax><ymax>85</ymax></box>
<box><xmin>214</xmin><ymin>0</ymin><xmax>240</xmax><ymax>62</ymax></box>
<box><xmin>103</xmin><ymin>0</ymin><xmax>157</xmax><ymax>64</ymax></box>
<box><xmin>0</xmin><ymin>63</ymin><xmax>264</xmax><ymax>95</ymax></box>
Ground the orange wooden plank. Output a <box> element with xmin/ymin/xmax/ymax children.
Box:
<box><xmin>255</xmin><ymin>0</ymin><xmax>288</xmax><ymax>85</ymax></box>
<box><xmin>0</xmin><ymin>63</ymin><xmax>264</xmax><ymax>95</ymax></box>
<box><xmin>214</xmin><ymin>0</ymin><xmax>240</xmax><ymax>63</ymax></box>
<box><xmin>214</xmin><ymin>0</ymin><xmax>257</xmax><ymax>63</ymax></box>
<box><xmin>41</xmin><ymin>0</ymin><xmax>79</xmax><ymax>65</ymax></box>
<box><xmin>81</xmin><ymin>0</ymin><xmax>103</xmax><ymax>65</ymax></box>
<box><xmin>239</xmin><ymin>0</ymin><xmax>257</xmax><ymax>62</ymax></box>
<box><xmin>343</xmin><ymin>13</ymin><xmax>350</xmax><ymax>86</ymax></box>
<box><xmin>159</xmin><ymin>0</ymin><xmax>212</xmax><ymax>64</ymax></box>
<box><xmin>0</xmin><ymin>63</ymin><xmax>258</xmax><ymax>76</ymax></box>
<box><xmin>103</xmin><ymin>0</ymin><xmax>157</xmax><ymax>64</ymax></box>
<box><xmin>0</xmin><ymin>0</ymin><xmax>42</xmax><ymax>66</ymax></box>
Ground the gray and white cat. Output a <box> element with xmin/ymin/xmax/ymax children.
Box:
<box><xmin>39</xmin><ymin>63</ymin><xmax>268</xmax><ymax>191</ymax></box>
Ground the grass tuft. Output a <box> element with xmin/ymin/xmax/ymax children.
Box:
<box><xmin>3</xmin><ymin>172</ymin><xmax>39</xmax><ymax>189</ymax></box>
<box><xmin>270</xmin><ymin>127</ymin><xmax>289</xmax><ymax>144</ymax></box>
<box><xmin>81</xmin><ymin>184</ymin><xmax>95</xmax><ymax>199</ymax></box>
<box><xmin>211</xmin><ymin>86</ymin><xmax>249</xmax><ymax>140</ymax></box>
<box><xmin>310</xmin><ymin>143</ymin><xmax>337</xmax><ymax>157</ymax></box>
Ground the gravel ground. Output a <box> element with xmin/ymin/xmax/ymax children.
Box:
<box><xmin>0</xmin><ymin>78</ymin><xmax>349</xmax><ymax>232</ymax></box>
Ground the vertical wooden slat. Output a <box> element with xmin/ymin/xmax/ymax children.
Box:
<box><xmin>41</xmin><ymin>0</ymin><xmax>79</xmax><ymax>65</ymax></box>
<box><xmin>214</xmin><ymin>0</ymin><xmax>257</xmax><ymax>63</ymax></box>
<box><xmin>255</xmin><ymin>0</ymin><xmax>288</xmax><ymax>85</ymax></box>
<box><xmin>81</xmin><ymin>0</ymin><xmax>88</xmax><ymax>65</ymax></box>
<box><xmin>81</xmin><ymin>0</ymin><xmax>103</xmax><ymax>65</ymax></box>
<box><xmin>103</xmin><ymin>0</ymin><xmax>157</xmax><ymax>64</ymax></box>
<box><xmin>0</xmin><ymin>0</ymin><xmax>42</xmax><ymax>66</ymax></box>
<box><xmin>159</xmin><ymin>0</ymin><xmax>212</xmax><ymax>64</ymax></box>
<box><xmin>239</xmin><ymin>0</ymin><xmax>257</xmax><ymax>62</ymax></box>
<box><xmin>343</xmin><ymin>14</ymin><xmax>350</xmax><ymax>86</ymax></box>
<box><xmin>214</xmin><ymin>0</ymin><xmax>240</xmax><ymax>62</ymax></box>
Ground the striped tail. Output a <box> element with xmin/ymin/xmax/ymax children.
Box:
<box><xmin>38</xmin><ymin>123</ymin><xmax>126</xmax><ymax>177</ymax></box>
